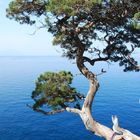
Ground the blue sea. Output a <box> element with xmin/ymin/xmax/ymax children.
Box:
<box><xmin>0</xmin><ymin>56</ymin><xmax>140</xmax><ymax>140</ymax></box>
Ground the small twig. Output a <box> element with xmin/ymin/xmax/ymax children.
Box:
<box><xmin>96</xmin><ymin>68</ymin><xmax>107</xmax><ymax>76</ymax></box>
<box><xmin>75</xmin><ymin>73</ymin><xmax>82</xmax><ymax>76</ymax></box>
<box><xmin>28</xmin><ymin>21</ymin><xmax>47</xmax><ymax>35</ymax></box>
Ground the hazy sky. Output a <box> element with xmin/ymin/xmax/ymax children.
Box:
<box><xmin>0</xmin><ymin>0</ymin><xmax>61</xmax><ymax>56</ymax></box>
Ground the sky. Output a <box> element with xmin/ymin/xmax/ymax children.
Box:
<box><xmin>0</xmin><ymin>0</ymin><xmax>61</xmax><ymax>56</ymax></box>
<box><xmin>0</xmin><ymin>1</ymin><xmax>140</xmax><ymax>58</ymax></box>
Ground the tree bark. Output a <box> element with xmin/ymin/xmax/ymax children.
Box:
<box><xmin>75</xmin><ymin>43</ymin><xmax>116</xmax><ymax>140</ymax></box>
<box><xmin>66</xmin><ymin>37</ymin><xmax>140</xmax><ymax>140</ymax></box>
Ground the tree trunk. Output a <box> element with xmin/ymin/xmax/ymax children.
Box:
<box><xmin>66</xmin><ymin>38</ymin><xmax>140</xmax><ymax>140</ymax></box>
<box><xmin>75</xmin><ymin>43</ymin><xmax>116</xmax><ymax>140</ymax></box>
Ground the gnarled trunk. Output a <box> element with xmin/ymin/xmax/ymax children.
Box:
<box><xmin>66</xmin><ymin>39</ymin><xmax>140</xmax><ymax>140</ymax></box>
<box><xmin>75</xmin><ymin>44</ymin><xmax>116</xmax><ymax>140</ymax></box>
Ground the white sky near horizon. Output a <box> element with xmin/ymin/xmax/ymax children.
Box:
<box><xmin>0</xmin><ymin>0</ymin><xmax>61</xmax><ymax>56</ymax></box>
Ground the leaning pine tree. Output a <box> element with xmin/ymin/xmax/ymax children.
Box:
<box><xmin>6</xmin><ymin>0</ymin><xmax>140</xmax><ymax>140</ymax></box>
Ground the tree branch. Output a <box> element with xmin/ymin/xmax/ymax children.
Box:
<box><xmin>27</xmin><ymin>104</ymin><xmax>65</xmax><ymax>115</ymax></box>
<box><xmin>112</xmin><ymin>115</ymin><xmax>140</xmax><ymax>140</ymax></box>
<box><xmin>126</xmin><ymin>55</ymin><xmax>140</xmax><ymax>70</ymax></box>
<box><xmin>72</xmin><ymin>36</ymin><xmax>140</xmax><ymax>140</ymax></box>
<box><xmin>29</xmin><ymin>22</ymin><xmax>47</xmax><ymax>35</ymax></box>
<box><xmin>66</xmin><ymin>107</ymin><xmax>81</xmax><ymax>114</ymax></box>
<box><xmin>74</xmin><ymin>36</ymin><xmax>115</xmax><ymax>139</ymax></box>
<box><xmin>83</xmin><ymin>56</ymin><xmax>110</xmax><ymax>66</ymax></box>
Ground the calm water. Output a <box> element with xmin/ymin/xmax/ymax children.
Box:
<box><xmin>0</xmin><ymin>56</ymin><xmax>140</xmax><ymax>140</ymax></box>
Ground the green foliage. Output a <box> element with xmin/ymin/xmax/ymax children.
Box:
<box><xmin>6</xmin><ymin>0</ymin><xmax>46</xmax><ymax>25</ymax></box>
<box><xmin>46</xmin><ymin>0</ymin><xmax>102</xmax><ymax>16</ymax></box>
<box><xmin>6</xmin><ymin>0</ymin><xmax>140</xmax><ymax>72</ymax></box>
<box><xmin>133</xmin><ymin>12</ymin><xmax>140</xmax><ymax>30</ymax></box>
<box><xmin>6</xmin><ymin>0</ymin><xmax>140</xmax><ymax>117</ymax></box>
<box><xmin>32</xmin><ymin>71</ymin><xmax>84</xmax><ymax>111</ymax></box>
<box><xmin>52</xmin><ymin>34</ymin><xmax>65</xmax><ymax>46</ymax></box>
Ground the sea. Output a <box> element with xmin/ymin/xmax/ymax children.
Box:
<box><xmin>0</xmin><ymin>56</ymin><xmax>139</xmax><ymax>140</ymax></box>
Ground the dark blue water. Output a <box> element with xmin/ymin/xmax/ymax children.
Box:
<box><xmin>0</xmin><ymin>56</ymin><xmax>140</xmax><ymax>140</ymax></box>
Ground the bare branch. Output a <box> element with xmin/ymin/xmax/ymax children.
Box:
<box><xmin>112</xmin><ymin>115</ymin><xmax>140</xmax><ymax>140</ymax></box>
<box><xmin>66</xmin><ymin>107</ymin><xmax>81</xmax><ymax>114</ymax></box>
